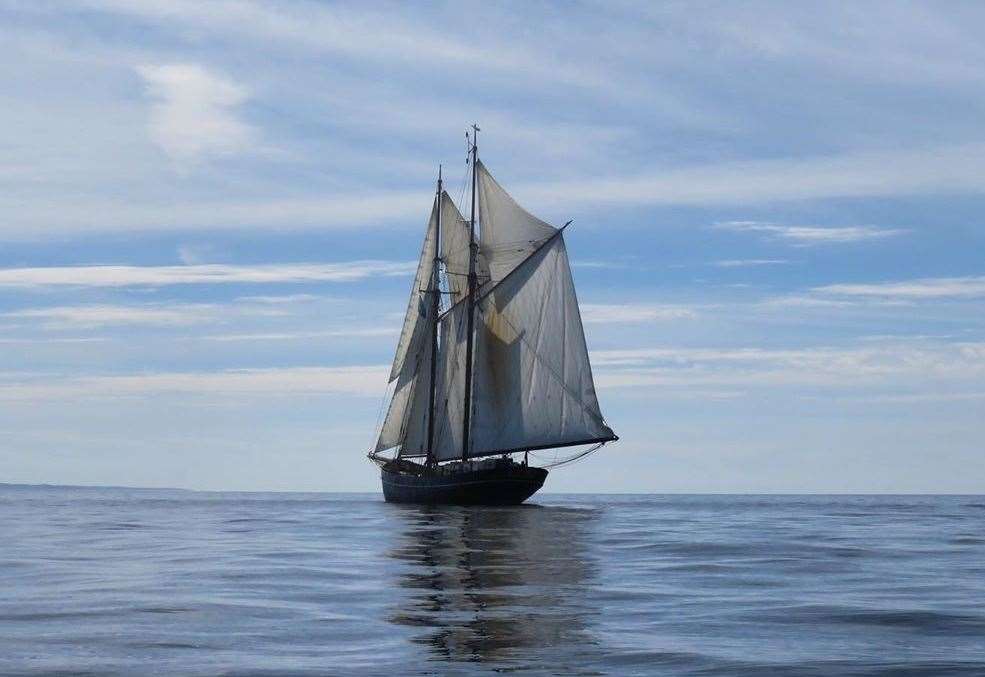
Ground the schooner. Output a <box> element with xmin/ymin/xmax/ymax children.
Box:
<box><xmin>369</xmin><ymin>127</ymin><xmax>617</xmax><ymax>504</ymax></box>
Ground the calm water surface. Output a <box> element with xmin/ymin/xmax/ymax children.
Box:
<box><xmin>2</xmin><ymin>487</ymin><xmax>985</xmax><ymax>675</ymax></box>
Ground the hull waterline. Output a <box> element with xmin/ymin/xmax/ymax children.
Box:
<box><xmin>381</xmin><ymin>459</ymin><xmax>548</xmax><ymax>505</ymax></box>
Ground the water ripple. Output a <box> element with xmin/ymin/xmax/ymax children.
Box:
<box><xmin>1</xmin><ymin>488</ymin><xmax>984</xmax><ymax>675</ymax></box>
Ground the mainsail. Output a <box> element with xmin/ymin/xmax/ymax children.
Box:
<box><xmin>375</xmin><ymin>159</ymin><xmax>615</xmax><ymax>461</ymax></box>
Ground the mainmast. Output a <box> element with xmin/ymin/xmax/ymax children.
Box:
<box><xmin>461</xmin><ymin>125</ymin><xmax>479</xmax><ymax>462</ymax></box>
<box><xmin>425</xmin><ymin>166</ymin><xmax>442</xmax><ymax>467</ymax></box>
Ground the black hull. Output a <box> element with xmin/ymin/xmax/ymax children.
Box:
<box><xmin>381</xmin><ymin>458</ymin><xmax>548</xmax><ymax>505</ymax></box>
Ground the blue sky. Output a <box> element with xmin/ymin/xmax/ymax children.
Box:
<box><xmin>1</xmin><ymin>1</ymin><xmax>984</xmax><ymax>492</ymax></box>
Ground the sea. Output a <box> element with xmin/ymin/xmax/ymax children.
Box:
<box><xmin>2</xmin><ymin>487</ymin><xmax>985</xmax><ymax>676</ymax></box>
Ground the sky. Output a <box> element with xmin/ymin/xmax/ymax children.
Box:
<box><xmin>1</xmin><ymin>0</ymin><xmax>984</xmax><ymax>492</ymax></box>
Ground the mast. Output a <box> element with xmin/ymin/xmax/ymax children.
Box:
<box><xmin>461</xmin><ymin>125</ymin><xmax>479</xmax><ymax>462</ymax></box>
<box><xmin>425</xmin><ymin>166</ymin><xmax>441</xmax><ymax>467</ymax></box>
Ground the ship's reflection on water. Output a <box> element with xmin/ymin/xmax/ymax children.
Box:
<box><xmin>386</xmin><ymin>504</ymin><xmax>601</xmax><ymax>668</ymax></box>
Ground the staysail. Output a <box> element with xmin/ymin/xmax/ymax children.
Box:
<box><xmin>376</xmin><ymin>160</ymin><xmax>614</xmax><ymax>461</ymax></box>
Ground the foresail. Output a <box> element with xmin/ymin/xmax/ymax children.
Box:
<box><xmin>477</xmin><ymin>160</ymin><xmax>557</xmax><ymax>284</ymax></box>
<box><xmin>375</xmin><ymin>298</ymin><xmax>434</xmax><ymax>455</ymax></box>
<box><xmin>429</xmin><ymin>299</ymin><xmax>470</xmax><ymax>462</ymax></box>
<box><xmin>468</xmin><ymin>234</ymin><xmax>614</xmax><ymax>457</ymax></box>
<box><xmin>388</xmin><ymin>198</ymin><xmax>438</xmax><ymax>382</ymax></box>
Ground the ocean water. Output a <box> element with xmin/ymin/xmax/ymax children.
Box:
<box><xmin>2</xmin><ymin>488</ymin><xmax>985</xmax><ymax>676</ymax></box>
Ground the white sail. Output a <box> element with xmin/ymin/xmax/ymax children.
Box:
<box><xmin>468</xmin><ymin>234</ymin><xmax>614</xmax><ymax>456</ymax></box>
<box><xmin>429</xmin><ymin>300</ymin><xmax>471</xmax><ymax>462</ymax></box>
<box><xmin>375</xmin><ymin>336</ymin><xmax>432</xmax><ymax>455</ymax></box>
<box><xmin>477</xmin><ymin>160</ymin><xmax>556</xmax><ymax>285</ymax></box>
<box><xmin>388</xmin><ymin>199</ymin><xmax>438</xmax><ymax>382</ymax></box>
<box><xmin>376</xmin><ymin>196</ymin><xmax>438</xmax><ymax>454</ymax></box>
<box><xmin>377</xmin><ymin>160</ymin><xmax>614</xmax><ymax>462</ymax></box>
<box><xmin>440</xmin><ymin>191</ymin><xmax>488</xmax><ymax>300</ymax></box>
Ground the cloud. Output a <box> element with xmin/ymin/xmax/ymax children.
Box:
<box><xmin>3</xmin><ymin>142</ymin><xmax>985</xmax><ymax>238</ymax></box>
<box><xmin>815</xmin><ymin>276</ymin><xmax>985</xmax><ymax>299</ymax></box>
<box><xmin>591</xmin><ymin>341</ymin><xmax>985</xmax><ymax>390</ymax></box>
<box><xmin>519</xmin><ymin>143</ymin><xmax>985</xmax><ymax>210</ymax></box>
<box><xmin>712</xmin><ymin>259</ymin><xmax>791</xmax><ymax>267</ymax></box>
<box><xmin>232</xmin><ymin>294</ymin><xmax>321</xmax><ymax>304</ymax></box>
<box><xmin>3</xmin><ymin>304</ymin><xmax>218</xmax><ymax>329</ymax></box>
<box><xmin>0</xmin><ymin>191</ymin><xmax>428</xmax><ymax>238</ymax></box>
<box><xmin>580</xmin><ymin>303</ymin><xmax>697</xmax><ymax>323</ymax></box>
<box><xmin>714</xmin><ymin>221</ymin><xmax>903</xmax><ymax>245</ymax></box>
<box><xmin>90</xmin><ymin>0</ymin><xmax>614</xmax><ymax>92</ymax></box>
<box><xmin>0</xmin><ymin>365</ymin><xmax>389</xmax><ymax>401</ymax></box>
<box><xmin>759</xmin><ymin>295</ymin><xmax>855</xmax><ymax>308</ymax></box>
<box><xmin>177</xmin><ymin>243</ymin><xmax>218</xmax><ymax>265</ymax></box>
<box><xmin>0</xmin><ymin>337</ymin><xmax>108</xmax><ymax>344</ymax></box>
<box><xmin>136</xmin><ymin>63</ymin><xmax>254</xmax><ymax>163</ymax></box>
<box><xmin>0</xmin><ymin>261</ymin><xmax>415</xmax><ymax>288</ymax></box>
<box><xmin>199</xmin><ymin>328</ymin><xmax>396</xmax><ymax>342</ymax></box>
<box><xmin>1</xmin><ymin>296</ymin><xmax>301</xmax><ymax>329</ymax></box>
<box><xmin>572</xmin><ymin>260</ymin><xmax>631</xmax><ymax>270</ymax></box>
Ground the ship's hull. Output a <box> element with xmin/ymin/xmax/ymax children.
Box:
<box><xmin>381</xmin><ymin>458</ymin><xmax>548</xmax><ymax>505</ymax></box>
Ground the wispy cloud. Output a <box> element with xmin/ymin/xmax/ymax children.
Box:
<box><xmin>592</xmin><ymin>341</ymin><xmax>985</xmax><ymax>390</ymax></box>
<box><xmin>199</xmin><ymin>328</ymin><xmax>396</xmax><ymax>342</ymax></box>
<box><xmin>815</xmin><ymin>276</ymin><xmax>985</xmax><ymax>299</ymax></box>
<box><xmin>88</xmin><ymin>0</ymin><xmax>611</xmax><ymax>92</ymax></box>
<box><xmin>137</xmin><ymin>63</ymin><xmax>254</xmax><ymax>164</ymax></box>
<box><xmin>0</xmin><ymin>296</ymin><xmax>300</xmax><ymax>329</ymax></box>
<box><xmin>4</xmin><ymin>143</ymin><xmax>984</xmax><ymax>238</ymax></box>
<box><xmin>0</xmin><ymin>192</ymin><xmax>428</xmax><ymax>237</ymax></box>
<box><xmin>177</xmin><ymin>243</ymin><xmax>218</xmax><ymax>265</ymax></box>
<box><xmin>3</xmin><ymin>304</ymin><xmax>219</xmax><ymax>329</ymax></box>
<box><xmin>712</xmin><ymin>259</ymin><xmax>791</xmax><ymax>267</ymax></box>
<box><xmin>0</xmin><ymin>262</ymin><xmax>415</xmax><ymax>288</ymax></box>
<box><xmin>580</xmin><ymin>303</ymin><xmax>697</xmax><ymax>323</ymax></box>
<box><xmin>572</xmin><ymin>260</ymin><xmax>631</xmax><ymax>270</ymax></box>
<box><xmin>714</xmin><ymin>221</ymin><xmax>904</xmax><ymax>245</ymax></box>
<box><xmin>521</xmin><ymin>143</ymin><xmax>985</xmax><ymax>209</ymax></box>
<box><xmin>0</xmin><ymin>365</ymin><xmax>390</xmax><ymax>401</ymax></box>
<box><xmin>759</xmin><ymin>295</ymin><xmax>855</xmax><ymax>308</ymax></box>
<box><xmin>232</xmin><ymin>294</ymin><xmax>321</xmax><ymax>304</ymax></box>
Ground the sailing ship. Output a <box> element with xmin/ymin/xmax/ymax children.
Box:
<box><xmin>369</xmin><ymin>127</ymin><xmax>617</xmax><ymax>504</ymax></box>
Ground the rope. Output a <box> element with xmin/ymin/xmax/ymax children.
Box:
<box><xmin>368</xmin><ymin>378</ymin><xmax>396</xmax><ymax>457</ymax></box>
<box><xmin>529</xmin><ymin>441</ymin><xmax>606</xmax><ymax>469</ymax></box>
<box><xmin>473</xmin><ymin>251</ymin><xmax>607</xmax><ymax>429</ymax></box>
